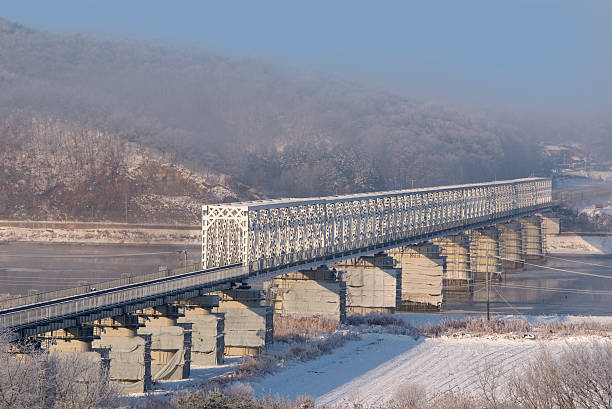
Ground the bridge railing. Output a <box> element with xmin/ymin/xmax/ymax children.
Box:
<box><xmin>203</xmin><ymin>178</ymin><xmax>552</xmax><ymax>272</ymax></box>
<box><xmin>0</xmin><ymin>264</ymin><xmax>247</xmax><ymax>329</ymax></box>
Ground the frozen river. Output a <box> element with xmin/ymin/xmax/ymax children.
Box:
<box><xmin>0</xmin><ymin>242</ymin><xmax>611</xmax><ymax>316</ymax></box>
<box><xmin>445</xmin><ymin>254</ymin><xmax>612</xmax><ymax>316</ymax></box>
<box><xmin>0</xmin><ymin>242</ymin><xmax>201</xmax><ymax>298</ymax></box>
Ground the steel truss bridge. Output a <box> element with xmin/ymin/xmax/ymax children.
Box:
<box><xmin>203</xmin><ymin>177</ymin><xmax>552</xmax><ymax>272</ymax></box>
<box><xmin>1</xmin><ymin>177</ymin><xmax>551</xmax><ymax>338</ymax></box>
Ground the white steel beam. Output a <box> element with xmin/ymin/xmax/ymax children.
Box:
<box><xmin>202</xmin><ymin>177</ymin><xmax>552</xmax><ymax>273</ymax></box>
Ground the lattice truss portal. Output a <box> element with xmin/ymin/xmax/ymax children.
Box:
<box><xmin>202</xmin><ymin>178</ymin><xmax>552</xmax><ymax>271</ymax></box>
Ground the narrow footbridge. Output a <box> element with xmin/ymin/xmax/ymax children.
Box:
<box><xmin>1</xmin><ymin>177</ymin><xmax>551</xmax><ymax>338</ymax></box>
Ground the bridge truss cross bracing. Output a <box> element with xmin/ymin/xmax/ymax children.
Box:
<box><xmin>203</xmin><ymin>177</ymin><xmax>552</xmax><ymax>274</ymax></box>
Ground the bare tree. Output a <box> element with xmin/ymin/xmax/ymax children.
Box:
<box><xmin>0</xmin><ymin>329</ymin><xmax>120</xmax><ymax>409</ymax></box>
<box><xmin>508</xmin><ymin>341</ymin><xmax>612</xmax><ymax>409</ymax></box>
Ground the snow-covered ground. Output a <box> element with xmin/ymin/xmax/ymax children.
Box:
<box><xmin>0</xmin><ymin>226</ymin><xmax>200</xmax><ymax>245</ymax></box>
<box><xmin>546</xmin><ymin>234</ymin><xmax>612</xmax><ymax>254</ymax></box>
<box><xmin>248</xmin><ymin>316</ymin><xmax>611</xmax><ymax>406</ymax></box>
<box><xmin>252</xmin><ymin>333</ymin><xmax>571</xmax><ymax>407</ymax></box>
<box><xmin>144</xmin><ymin>315</ymin><xmax>611</xmax><ymax>407</ymax></box>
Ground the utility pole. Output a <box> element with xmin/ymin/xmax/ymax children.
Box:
<box><xmin>486</xmin><ymin>243</ymin><xmax>490</xmax><ymax>321</ymax></box>
<box><xmin>178</xmin><ymin>249</ymin><xmax>188</xmax><ymax>272</ymax></box>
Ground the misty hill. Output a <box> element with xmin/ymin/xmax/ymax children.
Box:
<box><xmin>0</xmin><ymin>18</ymin><xmax>563</xmax><ymax>222</ymax></box>
<box><xmin>0</xmin><ymin>116</ymin><xmax>263</xmax><ymax>223</ymax></box>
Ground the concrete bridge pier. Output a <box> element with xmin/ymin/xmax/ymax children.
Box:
<box><xmin>137</xmin><ymin>305</ymin><xmax>191</xmax><ymax>381</ymax></box>
<box><xmin>36</xmin><ymin>326</ymin><xmax>110</xmax><ymax>393</ymax></box>
<box><xmin>499</xmin><ymin>221</ymin><xmax>524</xmax><ymax>272</ymax></box>
<box><xmin>521</xmin><ymin>215</ymin><xmax>545</xmax><ymax>263</ymax></box>
<box><xmin>336</xmin><ymin>253</ymin><xmax>401</xmax><ymax>315</ymax></box>
<box><xmin>388</xmin><ymin>244</ymin><xmax>444</xmax><ymax>311</ymax></box>
<box><xmin>176</xmin><ymin>295</ymin><xmax>225</xmax><ymax>366</ymax></box>
<box><xmin>213</xmin><ymin>289</ymin><xmax>273</xmax><ymax>356</ymax></box>
<box><xmin>469</xmin><ymin>227</ymin><xmax>502</xmax><ymax>282</ymax></box>
<box><xmin>40</xmin><ymin>326</ymin><xmax>100</xmax><ymax>354</ymax></box>
<box><xmin>92</xmin><ymin>315</ymin><xmax>152</xmax><ymax>393</ymax></box>
<box><xmin>540</xmin><ymin>213</ymin><xmax>560</xmax><ymax>236</ymax></box>
<box><xmin>266</xmin><ymin>266</ymin><xmax>346</xmax><ymax>323</ymax></box>
<box><xmin>434</xmin><ymin>233</ymin><xmax>473</xmax><ymax>299</ymax></box>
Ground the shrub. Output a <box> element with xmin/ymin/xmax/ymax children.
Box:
<box><xmin>420</xmin><ymin>317</ymin><xmax>531</xmax><ymax>337</ymax></box>
<box><xmin>419</xmin><ymin>317</ymin><xmax>612</xmax><ymax>339</ymax></box>
<box><xmin>387</xmin><ymin>382</ymin><xmax>427</xmax><ymax>409</ymax></box>
<box><xmin>225</xmin><ymin>383</ymin><xmax>254</xmax><ymax>398</ymax></box>
<box><xmin>346</xmin><ymin>313</ymin><xmax>419</xmax><ymax>337</ymax></box>
<box><xmin>174</xmin><ymin>390</ymin><xmax>261</xmax><ymax>409</ymax></box>
<box><xmin>174</xmin><ymin>389</ymin><xmax>317</xmax><ymax>409</ymax></box>
<box><xmin>274</xmin><ymin>315</ymin><xmax>338</xmax><ymax>343</ymax></box>
<box><xmin>507</xmin><ymin>340</ymin><xmax>612</xmax><ymax>409</ymax></box>
<box><xmin>234</xmin><ymin>354</ymin><xmax>280</xmax><ymax>379</ymax></box>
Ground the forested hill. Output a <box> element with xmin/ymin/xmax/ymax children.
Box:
<box><xmin>0</xmin><ymin>18</ymin><xmax>553</xmax><ymax>222</ymax></box>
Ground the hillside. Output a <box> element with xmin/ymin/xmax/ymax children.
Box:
<box><xmin>0</xmin><ymin>116</ymin><xmax>262</xmax><ymax>223</ymax></box>
<box><xmin>0</xmin><ymin>18</ymin><xmax>560</xmax><ymax>222</ymax></box>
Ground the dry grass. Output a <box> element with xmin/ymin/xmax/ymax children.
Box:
<box><xmin>347</xmin><ymin>313</ymin><xmax>420</xmax><ymax>337</ymax></box>
<box><xmin>537</xmin><ymin>320</ymin><xmax>612</xmax><ymax>338</ymax></box>
<box><xmin>173</xmin><ymin>388</ymin><xmax>316</xmax><ymax>409</ymax></box>
<box><xmin>172</xmin><ymin>387</ymin><xmax>484</xmax><ymax>409</ymax></box>
<box><xmin>419</xmin><ymin>317</ymin><xmax>531</xmax><ymax>337</ymax></box>
<box><xmin>274</xmin><ymin>315</ymin><xmax>338</xmax><ymax>343</ymax></box>
<box><xmin>419</xmin><ymin>317</ymin><xmax>612</xmax><ymax>339</ymax></box>
<box><xmin>233</xmin><ymin>331</ymin><xmax>360</xmax><ymax>380</ymax></box>
<box><xmin>346</xmin><ymin>313</ymin><xmax>406</xmax><ymax>327</ymax></box>
<box><xmin>218</xmin><ymin>315</ymin><xmax>361</xmax><ymax>381</ymax></box>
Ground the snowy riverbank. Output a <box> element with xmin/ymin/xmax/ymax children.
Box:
<box><xmin>0</xmin><ymin>226</ymin><xmax>200</xmax><ymax>245</ymax></box>
<box><xmin>546</xmin><ymin>233</ymin><xmax>612</xmax><ymax>254</ymax></box>
<box><xmin>142</xmin><ymin>315</ymin><xmax>611</xmax><ymax>407</ymax></box>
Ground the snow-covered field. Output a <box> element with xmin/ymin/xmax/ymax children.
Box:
<box><xmin>252</xmin><ymin>333</ymin><xmax>571</xmax><ymax>407</ymax></box>
<box><xmin>149</xmin><ymin>315</ymin><xmax>611</xmax><ymax>407</ymax></box>
<box><xmin>243</xmin><ymin>332</ymin><xmax>610</xmax><ymax>406</ymax></box>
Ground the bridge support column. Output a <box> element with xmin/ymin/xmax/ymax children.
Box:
<box><xmin>40</xmin><ymin>326</ymin><xmax>100</xmax><ymax>354</ymax></box>
<box><xmin>92</xmin><ymin>315</ymin><xmax>152</xmax><ymax>393</ymax></box>
<box><xmin>521</xmin><ymin>215</ymin><xmax>545</xmax><ymax>263</ymax></box>
<box><xmin>266</xmin><ymin>267</ymin><xmax>346</xmax><ymax>323</ymax></box>
<box><xmin>469</xmin><ymin>227</ymin><xmax>502</xmax><ymax>282</ymax></box>
<box><xmin>388</xmin><ymin>244</ymin><xmax>444</xmax><ymax>311</ymax></box>
<box><xmin>36</xmin><ymin>326</ymin><xmax>109</xmax><ymax>393</ymax></box>
<box><xmin>499</xmin><ymin>221</ymin><xmax>524</xmax><ymax>272</ymax></box>
<box><xmin>176</xmin><ymin>295</ymin><xmax>225</xmax><ymax>366</ymax></box>
<box><xmin>434</xmin><ymin>233</ymin><xmax>473</xmax><ymax>300</ymax></box>
<box><xmin>540</xmin><ymin>212</ymin><xmax>559</xmax><ymax>254</ymax></box>
<box><xmin>213</xmin><ymin>289</ymin><xmax>273</xmax><ymax>357</ymax></box>
<box><xmin>336</xmin><ymin>253</ymin><xmax>401</xmax><ymax>315</ymax></box>
<box><xmin>137</xmin><ymin>305</ymin><xmax>191</xmax><ymax>381</ymax></box>
<box><xmin>540</xmin><ymin>213</ymin><xmax>560</xmax><ymax>236</ymax></box>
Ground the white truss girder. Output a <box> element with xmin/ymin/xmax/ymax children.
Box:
<box><xmin>202</xmin><ymin>177</ymin><xmax>552</xmax><ymax>272</ymax></box>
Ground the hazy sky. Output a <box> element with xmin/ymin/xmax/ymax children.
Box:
<box><xmin>4</xmin><ymin>1</ymin><xmax>611</xmax><ymax>117</ymax></box>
